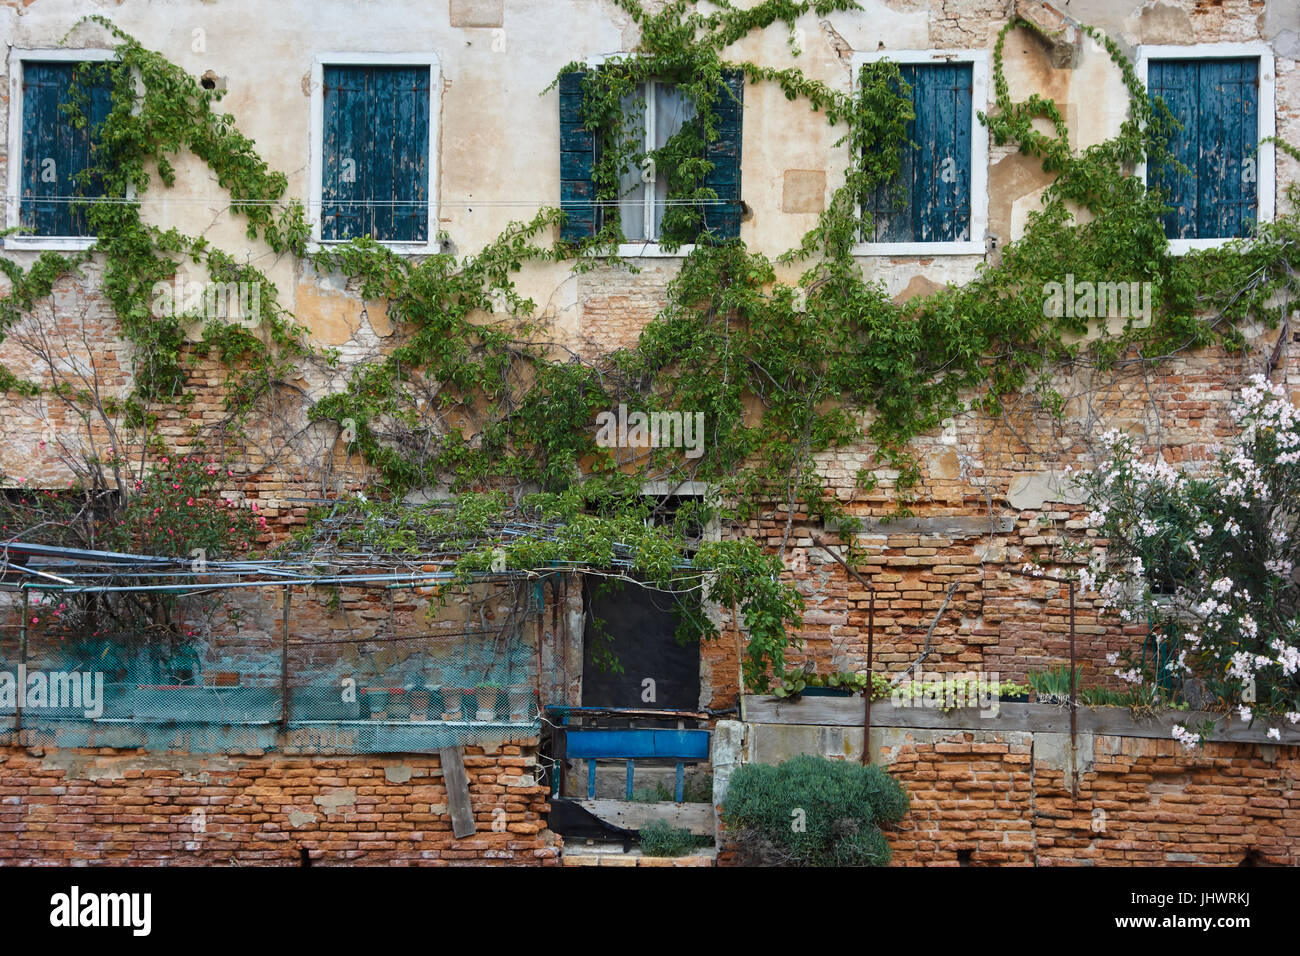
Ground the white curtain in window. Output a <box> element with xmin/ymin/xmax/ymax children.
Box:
<box><xmin>617</xmin><ymin>82</ymin><xmax>696</xmax><ymax>242</ymax></box>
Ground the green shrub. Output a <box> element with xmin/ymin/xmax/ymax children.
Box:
<box><xmin>638</xmin><ymin>819</ymin><xmax>705</xmax><ymax>857</ymax></box>
<box><xmin>720</xmin><ymin>754</ymin><xmax>908</xmax><ymax>866</ymax></box>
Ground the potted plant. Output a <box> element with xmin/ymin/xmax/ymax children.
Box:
<box><xmin>363</xmin><ymin>687</ymin><xmax>389</xmax><ymax>719</ymax></box>
<box><xmin>474</xmin><ymin>682</ymin><xmax>503</xmax><ymax>721</ymax></box>
<box><xmin>507</xmin><ymin>685</ymin><xmax>534</xmax><ymax>721</ymax></box>
<box><xmin>440</xmin><ymin>687</ymin><xmax>464</xmax><ymax>721</ymax></box>
<box><xmin>997</xmin><ymin>681</ymin><xmax>1031</xmax><ymax>703</ymax></box>
<box><xmin>410</xmin><ymin>689</ymin><xmax>431</xmax><ymax>721</ymax></box>
<box><xmin>387</xmin><ymin>687</ymin><xmax>411</xmax><ymax>720</ymax></box>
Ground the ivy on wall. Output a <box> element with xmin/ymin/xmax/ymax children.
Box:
<box><xmin>0</xmin><ymin>3</ymin><xmax>1297</xmax><ymax>691</ymax></box>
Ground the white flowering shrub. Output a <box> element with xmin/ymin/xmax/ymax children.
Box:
<box><xmin>1075</xmin><ymin>374</ymin><xmax>1300</xmax><ymax>746</ymax></box>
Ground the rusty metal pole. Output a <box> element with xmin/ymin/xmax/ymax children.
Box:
<box><xmin>862</xmin><ymin>588</ymin><xmax>875</xmax><ymax>765</ymax></box>
<box><xmin>280</xmin><ymin>586</ymin><xmax>291</xmax><ymax>731</ymax></box>
<box><xmin>1069</xmin><ymin>580</ymin><xmax>1078</xmax><ymax>797</ymax></box>
<box><xmin>15</xmin><ymin>590</ymin><xmax>27</xmax><ymax>735</ymax></box>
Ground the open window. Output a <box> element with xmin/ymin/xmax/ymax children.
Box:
<box><xmin>580</xmin><ymin>483</ymin><xmax>716</xmax><ymax>710</ymax></box>
<box><xmin>558</xmin><ymin>65</ymin><xmax>743</xmax><ymax>256</ymax></box>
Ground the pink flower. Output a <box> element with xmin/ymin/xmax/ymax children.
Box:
<box><xmin>187</xmin><ymin>498</ymin><xmax>195</xmax><ymax>506</ymax></box>
<box><xmin>30</xmin><ymin>617</ymin><xmax>38</xmax><ymax>624</ymax></box>
<box><xmin>250</xmin><ymin>502</ymin><xmax>258</xmax><ymax>512</ymax></box>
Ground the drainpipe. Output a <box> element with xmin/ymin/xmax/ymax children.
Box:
<box><xmin>1069</xmin><ymin>579</ymin><xmax>1078</xmax><ymax>797</ymax></box>
<box><xmin>16</xmin><ymin>590</ymin><xmax>28</xmax><ymax>735</ymax></box>
<box><xmin>862</xmin><ymin>589</ymin><xmax>875</xmax><ymax>766</ymax></box>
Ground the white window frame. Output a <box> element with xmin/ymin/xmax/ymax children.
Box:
<box><xmin>581</xmin><ymin>53</ymin><xmax>713</xmax><ymax>259</ymax></box>
<box><xmin>849</xmin><ymin>50</ymin><xmax>990</xmax><ymax>258</ymax></box>
<box><xmin>308</xmin><ymin>52</ymin><xmax>442</xmax><ymax>255</ymax></box>
<box><xmin>1135</xmin><ymin>43</ymin><xmax>1275</xmax><ymax>255</ymax></box>
<box><xmin>4</xmin><ymin>48</ymin><xmax>118</xmax><ymax>252</ymax></box>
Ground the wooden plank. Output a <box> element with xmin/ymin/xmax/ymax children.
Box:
<box><xmin>742</xmin><ymin>695</ymin><xmax>1300</xmax><ymax>744</ymax></box>
<box><xmin>564</xmin><ymin>728</ymin><xmax>711</xmax><ymax>759</ymax></box>
<box><xmin>1149</xmin><ymin>58</ymin><xmax>1199</xmax><ymax>238</ymax></box>
<box><xmin>575</xmin><ymin>798</ymin><xmax>714</xmax><ymax>836</ymax></box>
<box><xmin>438</xmin><ymin>745</ymin><xmax>477</xmax><ymax>839</ymax></box>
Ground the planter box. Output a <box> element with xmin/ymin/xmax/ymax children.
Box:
<box><xmin>743</xmin><ymin>695</ymin><xmax>1300</xmax><ymax>745</ymax></box>
<box><xmin>132</xmin><ymin>687</ymin><xmax>279</xmax><ymax>723</ymax></box>
<box><xmin>294</xmin><ymin>694</ymin><xmax>363</xmax><ymax>720</ymax></box>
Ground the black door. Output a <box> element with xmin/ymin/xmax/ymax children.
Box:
<box><xmin>580</xmin><ymin>578</ymin><xmax>701</xmax><ymax>710</ymax></box>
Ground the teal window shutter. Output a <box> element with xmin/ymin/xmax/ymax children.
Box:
<box><xmin>20</xmin><ymin>61</ymin><xmax>113</xmax><ymax>238</ymax></box>
<box><xmin>322</xmin><ymin>64</ymin><xmax>430</xmax><ymax>243</ymax></box>
<box><xmin>865</xmin><ymin>62</ymin><xmax>972</xmax><ymax>243</ymax></box>
<box><xmin>1148</xmin><ymin>58</ymin><xmax>1258</xmax><ymax>240</ymax></box>
<box><xmin>559</xmin><ymin>70</ymin><xmax>598</xmax><ymax>241</ymax></box>
<box><xmin>700</xmin><ymin>67</ymin><xmax>744</xmax><ymax>241</ymax></box>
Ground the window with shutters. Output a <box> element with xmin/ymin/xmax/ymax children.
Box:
<box><xmin>1138</xmin><ymin>44</ymin><xmax>1275</xmax><ymax>253</ymax></box>
<box><xmin>309</xmin><ymin>54</ymin><xmax>440</xmax><ymax>251</ymax></box>
<box><xmin>4</xmin><ymin>50</ymin><xmax>116</xmax><ymax>250</ymax></box>
<box><xmin>559</xmin><ymin>65</ymin><xmax>744</xmax><ymax>255</ymax></box>
<box><xmin>850</xmin><ymin>51</ymin><xmax>989</xmax><ymax>257</ymax></box>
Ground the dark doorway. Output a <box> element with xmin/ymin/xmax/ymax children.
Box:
<box><xmin>580</xmin><ymin>577</ymin><xmax>701</xmax><ymax>710</ymax></box>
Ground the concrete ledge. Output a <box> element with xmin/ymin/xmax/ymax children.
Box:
<box><xmin>743</xmin><ymin>695</ymin><xmax>1300</xmax><ymax>745</ymax></box>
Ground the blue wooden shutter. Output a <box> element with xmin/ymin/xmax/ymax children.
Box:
<box><xmin>559</xmin><ymin>70</ymin><xmax>598</xmax><ymax>241</ymax></box>
<box><xmin>20</xmin><ymin>61</ymin><xmax>112</xmax><ymax>238</ymax></box>
<box><xmin>700</xmin><ymin>68</ymin><xmax>743</xmax><ymax>241</ymax></box>
<box><xmin>322</xmin><ymin>65</ymin><xmax>429</xmax><ymax>242</ymax></box>
<box><xmin>866</xmin><ymin>62</ymin><xmax>972</xmax><ymax>243</ymax></box>
<box><xmin>1148</xmin><ymin>58</ymin><xmax>1258</xmax><ymax>240</ymax></box>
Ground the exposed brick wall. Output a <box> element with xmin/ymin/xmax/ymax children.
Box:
<box><xmin>719</xmin><ymin>731</ymin><xmax>1300</xmax><ymax>867</ymax></box>
<box><xmin>0</xmin><ymin>744</ymin><xmax>560</xmax><ymax>865</ymax></box>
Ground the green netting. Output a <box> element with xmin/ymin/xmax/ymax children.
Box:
<box><xmin>0</xmin><ymin>595</ymin><xmax>548</xmax><ymax>751</ymax></box>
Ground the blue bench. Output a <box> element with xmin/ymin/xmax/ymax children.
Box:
<box><xmin>564</xmin><ymin>727</ymin><xmax>711</xmax><ymax>801</ymax></box>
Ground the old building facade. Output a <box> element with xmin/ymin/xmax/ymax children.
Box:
<box><xmin>1</xmin><ymin>0</ymin><xmax>1299</xmax><ymax>865</ymax></box>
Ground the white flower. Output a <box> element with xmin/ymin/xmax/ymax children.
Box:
<box><xmin>1106</xmin><ymin>652</ymin><xmax>1119</xmax><ymax>666</ymax></box>
<box><xmin>1238</xmin><ymin>704</ymin><xmax>1252</xmax><ymax>722</ymax></box>
<box><xmin>1267</xmin><ymin>727</ymin><xmax>1281</xmax><ymax>741</ymax></box>
<box><xmin>1171</xmin><ymin>724</ymin><xmax>1199</xmax><ymax>752</ymax></box>
<box><xmin>1286</xmin><ymin>712</ymin><xmax>1300</xmax><ymax>725</ymax></box>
